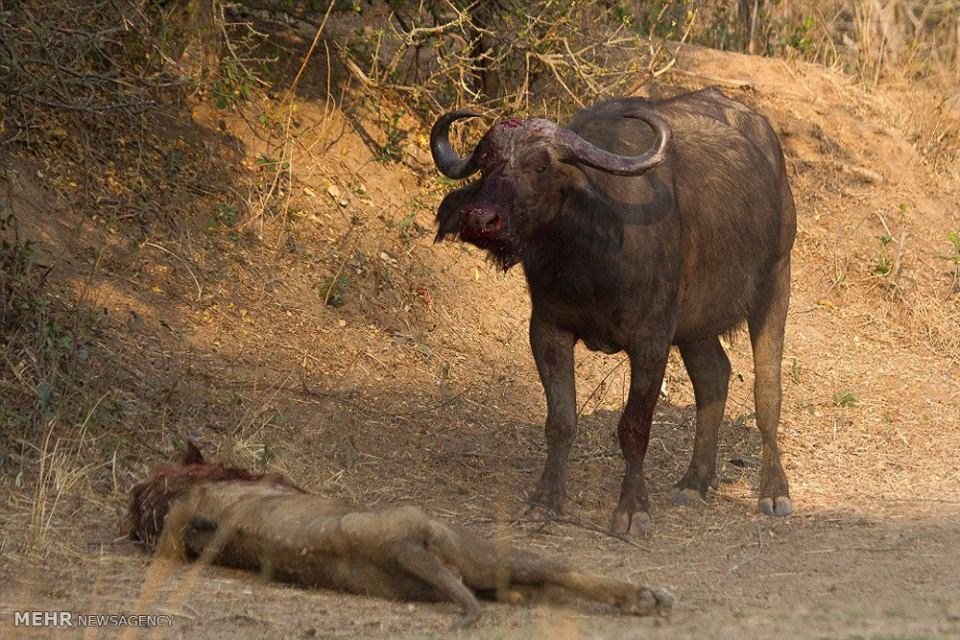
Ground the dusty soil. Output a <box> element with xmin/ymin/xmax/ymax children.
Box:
<box><xmin>2</xmin><ymin>37</ymin><xmax>959</xmax><ymax>640</ymax></box>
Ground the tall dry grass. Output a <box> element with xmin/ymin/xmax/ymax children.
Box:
<box><xmin>694</xmin><ymin>0</ymin><xmax>959</xmax><ymax>169</ymax></box>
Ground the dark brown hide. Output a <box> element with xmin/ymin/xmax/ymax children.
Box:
<box><xmin>431</xmin><ymin>87</ymin><xmax>797</xmax><ymax>534</ymax></box>
<box><xmin>128</xmin><ymin>446</ymin><xmax>673</xmax><ymax>628</ymax></box>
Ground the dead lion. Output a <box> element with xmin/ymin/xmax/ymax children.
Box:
<box><xmin>128</xmin><ymin>443</ymin><xmax>673</xmax><ymax>628</ymax></box>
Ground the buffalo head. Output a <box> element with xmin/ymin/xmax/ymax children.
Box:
<box><xmin>430</xmin><ymin>108</ymin><xmax>671</xmax><ymax>269</ymax></box>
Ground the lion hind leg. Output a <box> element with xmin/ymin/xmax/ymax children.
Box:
<box><xmin>393</xmin><ymin>540</ymin><xmax>484</xmax><ymax>629</ymax></box>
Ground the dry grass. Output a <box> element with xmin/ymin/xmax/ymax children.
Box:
<box><xmin>696</xmin><ymin>0</ymin><xmax>960</xmax><ymax>171</ymax></box>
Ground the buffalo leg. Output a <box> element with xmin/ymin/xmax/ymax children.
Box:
<box><xmin>672</xmin><ymin>337</ymin><xmax>731</xmax><ymax>505</ymax></box>
<box><xmin>525</xmin><ymin>315</ymin><xmax>577</xmax><ymax>518</ymax></box>
<box><xmin>611</xmin><ymin>346</ymin><xmax>670</xmax><ymax>536</ymax></box>
<box><xmin>748</xmin><ymin>257</ymin><xmax>792</xmax><ymax>516</ymax></box>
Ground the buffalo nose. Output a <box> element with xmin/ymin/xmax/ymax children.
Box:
<box><xmin>464</xmin><ymin>208</ymin><xmax>501</xmax><ymax>234</ymax></box>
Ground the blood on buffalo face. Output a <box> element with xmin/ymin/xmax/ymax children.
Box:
<box><xmin>435</xmin><ymin>133</ymin><xmax>565</xmax><ymax>269</ymax></box>
<box><xmin>430</xmin><ymin>109</ymin><xmax>671</xmax><ymax>269</ymax></box>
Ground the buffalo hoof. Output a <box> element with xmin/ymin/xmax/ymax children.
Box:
<box><xmin>757</xmin><ymin>496</ymin><xmax>793</xmax><ymax>516</ymax></box>
<box><xmin>670</xmin><ymin>487</ymin><xmax>704</xmax><ymax>507</ymax></box>
<box><xmin>610</xmin><ymin>509</ymin><xmax>652</xmax><ymax>537</ymax></box>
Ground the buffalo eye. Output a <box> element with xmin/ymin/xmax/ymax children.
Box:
<box><xmin>535</xmin><ymin>164</ymin><xmax>548</xmax><ymax>175</ymax></box>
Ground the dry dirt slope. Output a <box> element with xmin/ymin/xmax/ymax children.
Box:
<box><xmin>2</xmin><ymin>42</ymin><xmax>959</xmax><ymax>639</ymax></box>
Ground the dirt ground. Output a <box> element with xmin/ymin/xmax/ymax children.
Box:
<box><xmin>2</xmin><ymin>35</ymin><xmax>959</xmax><ymax>640</ymax></box>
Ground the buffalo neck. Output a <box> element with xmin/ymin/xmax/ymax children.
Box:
<box><xmin>521</xmin><ymin>182</ymin><xmax>682</xmax><ymax>348</ymax></box>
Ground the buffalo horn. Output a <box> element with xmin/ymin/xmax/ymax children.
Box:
<box><xmin>553</xmin><ymin>108</ymin><xmax>671</xmax><ymax>176</ymax></box>
<box><xmin>430</xmin><ymin>109</ymin><xmax>482</xmax><ymax>179</ymax></box>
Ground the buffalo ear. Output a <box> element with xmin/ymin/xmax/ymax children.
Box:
<box><xmin>435</xmin><ymin>191</ymin><xmax>465</xmax><ymax>241</ymax></box>
<box><xmin>435</xmin><ymin>183</ymin><xmax>479</xmax><ymax>242</ymax></box>
<box><xmin>182</xmin><ymin>440</ymin><xmax>205</xmax><ymax>465</ymax></box>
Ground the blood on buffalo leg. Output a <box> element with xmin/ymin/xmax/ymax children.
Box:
<box><xmin>611</xmin><ymin>345</ymin><xmax>670</xmax><ymax>536</ymax></box>
<box><xmin>672</xmin><ymin>337</ymin><xmax>732</xmax><ymax>504</ymax></box>
<box><xmin>525</xmin><ymin>315</ymin><xmax>577</xmax><ymax>517</ymax></box>
<box><xmin>749</xmin><ymin>257</ymin><xmax>793</xmax><ymax>516</ymax></box>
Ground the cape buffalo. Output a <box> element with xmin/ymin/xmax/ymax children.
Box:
<box><xmin>430</xmin><ymin>87</ymin><xmax>797</xmax><ymax>535</ymax></box>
